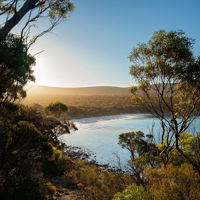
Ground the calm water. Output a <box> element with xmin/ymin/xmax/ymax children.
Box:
<box><xmin>60</xmin><ymin>114</ymin><xmax>200</xmax><ymax>170</ymax></box>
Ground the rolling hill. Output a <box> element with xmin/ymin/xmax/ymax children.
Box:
<box><xmin>25</xmin><ymin>85</ymin><xmax>130</xmax><ymax>96</ymax></box>
<box><xmin>23</xmin><ymin>85</ymin><xmax>131</xmax><ymax>106</ymax></box>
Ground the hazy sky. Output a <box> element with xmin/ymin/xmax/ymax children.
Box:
<box><xmin>29</xmin><ymin>0</ymin><xmax>200</xmax><ymax>88</ymax></box>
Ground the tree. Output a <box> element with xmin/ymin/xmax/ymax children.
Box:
<box><xmin>0</xmin><ymin>0</ymin><xmax>74</xmax><ymax>102</ymax></box>
<box><xmin>129</xmin><ymin>30</ymin><xmax>200</xmax><ymax>173</ymax></box>
<box><xmin>0</xmin><ymin>0</ymin><xmax>74</xmax><ymax>45</ymax></box>
<box><xmin>118</xmin><ymin>131</ymin><xmax>159</xmax><ymax>186</ymax></box>
<box><xmin>45</xmin><ymin>101</ymin><xmax>69</xmax><ymax>117</ymax></box>
<box><xmin>0</xmin><ymin>34</ymin><xmax>35</xmax><ymax>104</ymax></box>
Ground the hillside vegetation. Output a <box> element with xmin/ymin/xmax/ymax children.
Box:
<box><xmin>23</xmin><ymin>86</ymin><xmax>144</xmax><ymax>119</ymax></box>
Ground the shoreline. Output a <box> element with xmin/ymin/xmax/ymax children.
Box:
<box><xmin>63</xmin><ymin>145</ymin><xmax>125</xmax><ymax>173</ymax></box>
<box><xmin>63</xmin><ymin>112</ymin><xmax>154</xmax><ymax>173</ymax></box>
<box><xmin>66</xmin><ymin>106</ymin><xmax>148</xmax><ymax>121</ymax></box>
<box><xmin>70</xmin><ymin>112</ymin><xmax>153</xmax><ymax>122</ymax></box>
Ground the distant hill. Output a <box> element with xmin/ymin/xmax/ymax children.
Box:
<box><xmin>23</xmin><ymin>85</ymin><xmax>131</xmax><ymax>106</ymax></box>
<box><xmin>25</xmin><ymin>85</ymin><xmax>131</xmax><ymax>96</ymax></box>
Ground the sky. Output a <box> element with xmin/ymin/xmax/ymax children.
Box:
<box><xmin>29</xmin><ymin>0</ymin><xmax>200</xmax><ymax>88</ymax></box>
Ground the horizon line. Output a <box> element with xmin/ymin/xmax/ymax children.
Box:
<box><xmin>26</xmin><ymin>84</ymin><xmax>130</xmax><ymax>89</ymax></box>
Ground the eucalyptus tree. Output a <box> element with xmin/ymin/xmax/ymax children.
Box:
<box><xmin>0</xmin><ymin>0</ymin><xmax>74</xmax><ymax>104</ymax></box>
<box><xmin>129</xmin><ymin>30</ymin><xmax>200</xmax><ymax>173</ymax></box>
<box><xmin>0</xmin><ymin>34</ymin><xmax>35</xmax><ymax>104</ymax></box>
<box><xmin>0</xmin><ymin>0</ymin><xmax>74</xmax><ymax>46</ymax></box>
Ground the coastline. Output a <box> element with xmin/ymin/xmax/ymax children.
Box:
<box><xmin>69</xmin><ymin>112</ymin><xmax>152</xmax><ymax>122</ymax></box>
<box><xmin>67</xmin><ymin>105</ymin><xmax>148</xmax><ymax>120</ymax></box>
<box><xmin>62</xmin><ymin>112</ymin><xmax>155</xmax><ymax>173</ymax></box>
<box><xmin>63</xmin><ymin>145</ymin><xmax>122</xmax><ymax>173</ymax></box>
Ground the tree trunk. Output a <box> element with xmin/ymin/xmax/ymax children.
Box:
<box><xmin>0</xmin><ymin>0</ymin><xmax>39</xmax><ymax>42</ymax></box>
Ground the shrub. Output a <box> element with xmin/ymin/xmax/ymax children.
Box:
<box><xmin>45</xmin><ymin>101</ymin><xmax>68</xmax><ymax>118</ymax></box>
<box><xmin>0</xmin><ymin>177</ymin><xmax>52</xmax><ymax>200</ymax></box>
<box><xmin>113</xmin><ymin>184</ymin><xmax>152</xmax><ymax>200</ymax></box>
<box><xmin>43</xmin><ymin>156</ymin><xmax>74</xmax><ymax>177</ymax></box>
<box><xmin>64</xmin><ymin>161</ymin><xmax>133</xmax><ymax>200</ymax></box>
<box><xmin>145</xmin><ymin>163</ymin><xmax>200</xmax><ymax>200</ymax></box>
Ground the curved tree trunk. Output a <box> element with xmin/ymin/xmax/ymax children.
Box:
<box><xmin>0</xmin><ymin>0</ymin><xmax>38</xmax><ymax>42</ymax></box>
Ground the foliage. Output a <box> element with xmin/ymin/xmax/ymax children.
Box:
<box><xmin>64</xmin><ymin>160</ymin><xmax>133</xmax><ymax>200</ymax></box>
<box><xmin>0</xmin><ymin>104</ymin><xmax>76</xmax><ymax>140</ymax></box>
<box><xmin>24</xmin><ymin>95</ymin><xmax>144</xmax><ymax>119</ymax></box>
<box><xmin>112</xmin><ymin>164</ymin><xmax>200</xmax><ymax>200</ymax></box>
<box><xmin>117</xmin><ymin>128</ymin><xmax>200</xmax><ymax>199</ymax></box>
<box><xmin>0</xmin><ymin>103</ymin><xmax>77</xmax><ymax>199</ymax></box>
<box><xmin>172</xmin><ymin>132</ymin><xmax>200</xmax><ymax>166</ymax></box>
<box><xmin>129</xmin><ymin>30</ymin><xmax>200</xmax><ymax>172</ymax></box>
<box><xmin>0</xmin><ymin>34</ymin><xmax>77</xmax><ymax>199</ymax></box>
<box><xmin>118</xmin><ymin>132</ymin><xmax>155</xmax><ymax>159</ymax></box>
<box><xmin>0</xmin><ymin>120</ymin><xmax>54</xmax><ymax>199</ymax></box>
<box><xmin>45</xmin><ymin>101</ymin><xmax>69</xmax><ymax>118</ymax></box>
<box><xmin>0</xmin><ymin>0</ymin><xmax>74</xmax><ymax>45</ymax></box>
<box><xmin>0</xmin><ymin>177</ymin><xmax>55</xmax><ymax>200</ymax></box>
<box><xmin>0</xmin><ymin>3</ymin><xmax>76</xmax><ymax>199</ymax></box>
<box><xmin>0</xmin><ymin>120</ymin><xmax>53</xmax><ymax>173</ymax></box>
<box><xmin>43</xmin><ymin>156</ymin><xmax>74</xmax><ymax>177</ymax></box>
<box><xmin>145</xmin><ymin>164</ymin><xmax>200</xmax><ymax>200</ymax></box>
<box><xmin>0</xmin><ymin>34</ymin><xmax>35</xmax><ymax>103</ymax></box>
<box><xmin>112</xmin><ymin>184</ymin><xmax>152</xmax><ymax>200</ymax></box>
<box><xmin>118</xmin><ymin>131</ymin><xmax>159</xmax><ymax>185</ymax></box>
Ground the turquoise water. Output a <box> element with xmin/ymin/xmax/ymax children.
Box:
<box><xmin>60</xmin><ymin>114</ymin><xmax>200</xmax><ymax>170</ymax></box>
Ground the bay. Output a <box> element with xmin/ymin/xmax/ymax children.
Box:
<box><xmin>60</xmin><ymin>114</ymin><xmax>200</xmax><ymax>170</ymax></box>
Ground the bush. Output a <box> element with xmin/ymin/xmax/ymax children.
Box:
<box><xmin>145</xmin><ymin>163</ymin><xmax>200</xmax><ymax>200</ymax></box>
<box><xmin>43</xmin><ymin>156</ymin><xmax>74</xmax><ymax>177</ymax></box>
<box><xmin>0</xmin><ymin>177</ymin><xmax>53</xmax><ymax>200</ymax></box>
<box><xmin>64</xmin><ymin>161</ymin><xmax>133</xmax><ymax>200</ymax></box>
<box><xmin>113</xmin><ymin>184</ymin><xmax>152</xmax><ymax>200</ymax></box>
<box><xmin>45</xmin><ymin>101</ymin><xmax>68</xmax><ymax>118</ymax></box>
